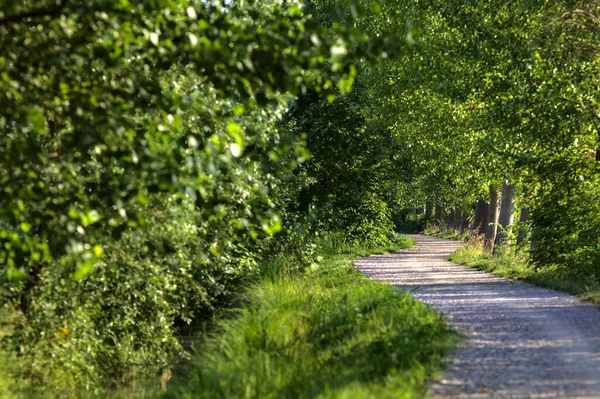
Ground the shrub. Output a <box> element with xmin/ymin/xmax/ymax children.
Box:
<box><xmin>531</xmin><ymin>177</ymin><xmax>600</xmax><ymax>281</ymax></box>
<box><xmin>7</xmin><ymin>195</ymin><xmax>261</xmax><ymax>392</ymax></box>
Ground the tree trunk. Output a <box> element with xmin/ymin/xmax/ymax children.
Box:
<box><xmin>453</xmin><ymin>208</ymin><xmax>461</xmax><ymax>231</ymax></box>
<box><xmin>472</xmin><ymin>199</ymin><xmax>489</xmax><ymax>234</ymax></box>
<box><xmin>494</xmin><ymin>181</ymin><xmax>516</xmax><ymax>253</ymax></box>
<box><xmin>445</xmin><ymin>212</ymin><xmax>454</xmax><ymax>230</ymax></box>
<box><xmin>485</xmin><ymin>186</ymin><xmax>500</xmax><ymax>253</ymax></box>
<box><xmin>516</xmin><ymin>207</ymin><xmax>530</xmax><ymax>245</ymax></box>
<box><xmin>461</xmin><ymin>214</ymin><xmax>469</xmax><ymax>231</ymax></box>
<box><xmin>425</xmin><ymin>201</ymin><xmax>433</xmax><ymax>217</ymax></box>
<box><xmin>434</xmin><ymin>205</ymin><xmax>442</xmax><ymax>228</ymax></box>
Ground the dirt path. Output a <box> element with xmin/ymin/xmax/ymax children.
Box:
<box><xmin>355</xmin><ymin>234</ymin><xmax>600</xmax><ymax>399</ymax></box>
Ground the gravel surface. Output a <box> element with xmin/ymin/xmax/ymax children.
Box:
<box><xmin>355</xmin><ymin>234</ymin><xmax>600</xmax><ymax>399</ymax></box>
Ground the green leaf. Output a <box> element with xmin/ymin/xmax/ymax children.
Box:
<box><xmin>92</xmin><ymin>245</ymin><xmax>103</xmax><ymax>258</ymax></box>
<box><xmin>20</xmin><ymin>222</ymin><xmax>31</xmax><ymax>233</ymax></box>
<box><xmin>227</xmin><ymin>122</ymin><xmax>244</xmax><ymax>147</ymax></box>
<box><xmin>73</xmin><ymin>259</ymin><xmax>96</xmax><ymax>281</ymax></box>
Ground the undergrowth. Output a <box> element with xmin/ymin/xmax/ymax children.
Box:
<box><xmin>164</xmin><ymin>234</ymin><xmax>460</xmax><ymax>399</ymax></box>
<box><xmin>448</xmin><ymin>235</ymin><xmax>600</xmax><ymax>305</ymax></box>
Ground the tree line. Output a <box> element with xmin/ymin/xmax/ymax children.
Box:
<box><xmin>1</xmin><ymin>0</ymin><xmax>599</xmax><ymax>394</ymax></box>
<box><xmin>308</xmin><ymin>0</ymin><xmax>599</xmax><ymax>271</ymax></box>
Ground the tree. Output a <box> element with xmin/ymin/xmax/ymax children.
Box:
<box><xmin>494</xmin><ymin>181</ymin><xmax>517</xmax><ymax>252</ymax></box>
<box><xmin>0</xmin><ymin>0</ymin><xmax>360</xmax><ymax>389</ymax></box>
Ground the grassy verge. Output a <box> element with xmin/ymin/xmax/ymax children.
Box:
<box><xmin>165</xmin><ymin>235</ymin><xmax>460</xmax><ymax>399</ymax></box>
<box><xmin>448</xmin><ymin>235</ymin><xmax>600</xmax><ymax>306</ymax></box>
<box><xmin>422</xmin><ymin>227</ymin><xmax>470</xmax><ymax>241</ymax></box>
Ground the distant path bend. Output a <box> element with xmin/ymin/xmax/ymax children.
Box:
<box><xmin>355</xmin><ymin>234</ymin><xmax>600</xmax><ymax>399</ymax></box>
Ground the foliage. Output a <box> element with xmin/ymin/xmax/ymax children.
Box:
<box><xmin>0</xmin><ymin>307</ymin><xmax>21</xmax><ymax>399</ymax></box>
<box><xmin>165</xmin><ymin>236</ymin><xmax>459</xmax><ymax>399</ymax></box>
<box><xmin>530</xmin><ymin>175</ymin><xmax>600</xmax><ymax>280</ymax></box>
<box><xmin>11</xmin><ymin>194</ymin><xmax>262</xmax><ymax>391</ymax></box>
<box><xmin>311</xmin><ymin>0</ymin><xmax>600</xmax><ymax>280</ymax></box>
<box><xmin>0</xmin><ymin>0</ymin><xmax>356</xmax><ymax>304</ymax></box>
<box><xmin>0</xmin><ymin>0</ymin><xmax>366</xmax><ymax>393</ymax></box>
<box><xmin>392</xmin><ymin>211</ymin><xmax>431</xmax><ymax>234</ymax></box>
<box><xmin>279</xmin><ymin>88</ymin><xmax>398</xmax><ymax>247</ymax></box>
<box><xmin>3</xmin><ymin>0</ymin><xmax>600</xmax><ymax>394</ymax></box>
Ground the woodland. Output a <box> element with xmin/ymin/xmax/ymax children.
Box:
<box><xmin>0</xmin><ymin>0</ymin><xmax>599</xmax><ymax>397</ymax></box>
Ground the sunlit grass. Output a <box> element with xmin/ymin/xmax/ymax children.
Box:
<box><xmin>448</xmin><ymin>234</ymin><xmax>600</xmax><ymax>306</ymax></box>
<box><xmin>1</xmin><ymin>235</ymin><xmax>460</xmax><ymax>398</ymax></box>
<box><xmin>165</xmin><ymin>236</ymin><xmax>460</xmax><ymax>399</ymax></box>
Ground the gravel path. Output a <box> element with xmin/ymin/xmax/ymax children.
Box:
<box><xmin>355</xmin><ymin>234</ymin><xmax>600</xmax><ymax>399</ymax></box>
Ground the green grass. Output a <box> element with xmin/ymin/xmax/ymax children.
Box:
<box><xmin>422</xmin><ymin>227</ymin><xmax>470</xmax><ymax>242</ymax></box>
<box><xmin>448</xmin><ymin>236</ymin><xmax>600</xmax><ymax>306</ymax></box>
<box><xmin>165</xmin><ymin>235</ymin><xmax>460</xmax><ymax>399</ymax></box>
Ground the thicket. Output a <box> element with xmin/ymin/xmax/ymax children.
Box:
<box><xmin>0</xmin><ymin>0</ymin><xmax>380</xmax><ymax>394</ymax></box>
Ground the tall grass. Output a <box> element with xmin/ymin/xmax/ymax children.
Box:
<box><xmin>0</xmin><ymin>302</ymin><xmax>164</xmax><ymax>399</ymax></box>
<box><xmin>449</xmin><ymin>234</ymin><xmax>600</xmax><ymax>305</ymax></box>
<box><xmin>165</xmin><ymin>235</ymin><xmax>460</xmax><ymax>399</ymax></box>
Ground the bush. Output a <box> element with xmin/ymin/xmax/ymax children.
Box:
<box><xmin>531</xmin><ymin>177</ymin><xmax>600</xmax><ymax>281</ymax></box>
<box><xmin>311</xmin><ymin>193</ymin><xmax>397</xmax><ymax>248</ymax></box>
<box><xmin>0</xmin><ymin>1</ymin><xmax>358</xmax><ymax>394</ymax></box>
<box><xmin>6</xmin><ymin>195</ymin><xmax>262</xmax><ymax>393</ymax></box>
